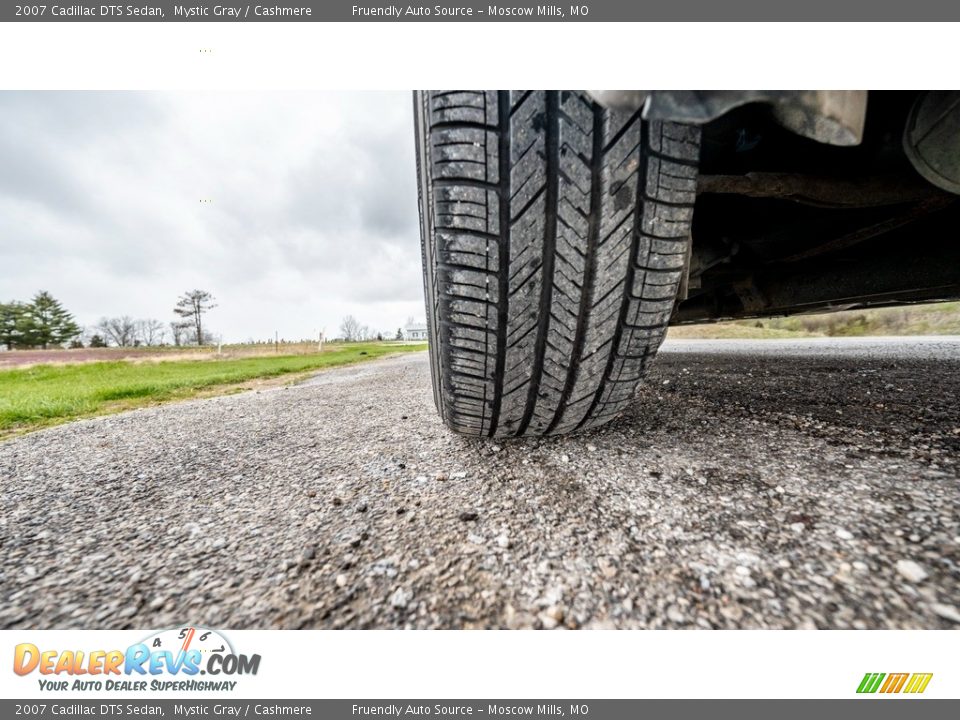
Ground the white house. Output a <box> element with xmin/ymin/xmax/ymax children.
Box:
<box><xmin>404</xmin><ymin>320</ymin><xmax>428</xmax><ymax>341</ymax></box>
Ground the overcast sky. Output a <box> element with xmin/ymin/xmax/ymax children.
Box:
<box><xmin>0</xmin><ymin>91</ymin><xmax>426</xmax><ymax>342</ymax></box>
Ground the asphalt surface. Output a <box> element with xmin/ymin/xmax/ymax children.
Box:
<box><xmin>2</xmin><ymin>337</ymin><xmax>959</xmax><ymax>629</ymax></box>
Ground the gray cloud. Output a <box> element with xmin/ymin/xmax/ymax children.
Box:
<box><xmin>0</xmin><ymin>91</ymin><xmax>425</xmax><ymax>341</ymax></box>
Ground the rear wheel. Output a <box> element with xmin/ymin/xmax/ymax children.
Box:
<box><xmin>415</xmin><ymin>90</ymin><xmax>700</xmax><ymax>437</ymax></box>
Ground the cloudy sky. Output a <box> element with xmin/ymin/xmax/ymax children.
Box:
<box><xmin>0</xmin><ymin>91</ymin><xmax>425</xmax><ymax>342</ymax></box>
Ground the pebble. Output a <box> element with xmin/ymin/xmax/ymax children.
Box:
<box><xmin>539</xmin><ymin>605</ymin><xmax>564</xmax><ymax>629</ymax></box>
<box><xmin>390</xmin><ymin>587</ymin><xmax>412</xmax><ymax>609</ymax></box>
<box><xmin>666</xmin><ymin>605</ymin><xmax>685</xmax><ymax>623</ymax></box>
<box><xmin>598</xmin><ymin>557</ymin><xmax>618</xmax><ymax>579</ymax></box>
<box><xmin>930</xmin><ymin>603</ymin><xmax>960</xmax><ymax>624</ymax></box>
<box><xmin>835</xmin><ymin>528</ymin><xmax>854</xmax><ymax>540</ymax></box>
<box><xmin>896</xmin><ymin>560</ymin><xmax>929</xmax><ymax>583</ymax></box>
<box><xmin>720</xmin><ymin>604</ymin><xmax>744</xmax><ymax>622</ymax></box>
<box><xmin>459</xmin><ymin>511</ymin><xmax>479</xmax><ymax>522</ymax></box>
<box><xmin>335</xmin><ymin>574</ymin><xmax>348</xmax><ymax>588</ymax></box>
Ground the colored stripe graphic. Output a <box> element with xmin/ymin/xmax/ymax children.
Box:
<box><xmin>857</xmin><ymin>672</ymin><xmax>933</xmax><ymax>694</ymax></box>
<box><xmin>857</xmin><ymin>673</ymin><xmax>885</xmax><ymax>693</ymax></box>
<box><xmin>904</xmin><ymin>673</ymin><xmax>934</xmax><ymax>694</ymax></box>
<box><xmin>881</xmin><ymin>673</ymin><xmax>909</xmax><ymax>693</ymax></box>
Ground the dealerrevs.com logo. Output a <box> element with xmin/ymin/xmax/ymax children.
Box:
<box><xmin>13</xmin><ymin>627</ymin><xmax>261</xmax><ymax>692</ymax></box>
<box><xmin>857</xmin><ymin>673</ymin><xmax>933</xmax><ymax>695</ymax></box>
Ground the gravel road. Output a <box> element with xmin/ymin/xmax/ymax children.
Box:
<box><xmin>2</xmin><ymin>338</ymin><xmax>959</xmax><ymax>629</ymax></box>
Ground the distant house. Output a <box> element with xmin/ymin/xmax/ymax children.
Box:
<box><xmin>404</xmin><ymin>320</ymin><xmax>428</xmax><ymax>341</ymax></box>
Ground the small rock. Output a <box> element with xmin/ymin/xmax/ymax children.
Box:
<box><xmin>435</xmin><ymin>472</ymin><xmax>448</xmax><ymax>482</ymax></box>
<box><xmin>598</xmin><ymin>557</ymin><xmax>618</xmax><ymax>579</ymax></box>
<box><xmin>896</xmin><ymin>559</ymin><xmax>929</xmax><ymax>584</ymax></box>
<box><xmin>307</xmin><ymin>490</ymin><xmax>317</xmax><ymax>498</ymax></box>
<box><xmin>835</xmin><ymin>528</ymin><xmax>854</xmax><ymax>540</ymax></box>
<box><xmin>720</xmin><ymin>604</ymin><xmax>743</xmax><ymax>622</ymax></box>
<box><xmin>586</xmin><ymin>444</ymin><xmax>597</xmax><ymax>452</ymax></box>
<box><xmin>789</xmin><ymin>522</ymin><xmax>806</xmax><ymax>533</ymax></box>
<box><xmin>930</xmin><ymin>603</ymin><xmax>960</xmax><ymax>624</ymax></box>
<box><xmin>496</xmin><ymin>534</ymin><xmax>511</xmax><ymax>549</ymax></box>
<box><xmin>390</xmin><ymin>587</ymin><xmax>412</xmax><ymax>609</ymax></box>
<box><xmin>357</xmin><ymin>501</ymin><xmax>368</xmax><ymax>513</ymax></box>
<box><xmin>666</xmin><ymin>605</ymin><xmax>685</xmax><ymax>623</ymax></box>
<box><xmin>459</xmin><ymin>511</ymin><xmax>479</xmax><ymax>522</ymax></box>
<box><xmin>539</xmin><ymin>605</ymin><xmax>564</xmax><ymax>629</ymax></box>
<box><xmin>560</xmin><ymin>454</ymin><xmax>570</xmax><ymax>463</ymax></box>
<box><xmin>335</xmin><ymin>574</ymin><xmax>348</xmax><ymax>588</ymax></box>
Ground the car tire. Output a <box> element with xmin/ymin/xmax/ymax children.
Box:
<box><xmin>414</xmin><ymin>90</ymin><xmax>700</xmax><ymax>437</ymax></box>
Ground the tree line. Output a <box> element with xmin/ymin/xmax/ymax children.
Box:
<box><xmin>339</xmin><ymin>314</ymin><xmax>404</xmax><ymax>342</ymax></box>
<box><xmin>0</xmin><ymin>289</ymin><xmax>217</xmax><ymax>350</ymax></box>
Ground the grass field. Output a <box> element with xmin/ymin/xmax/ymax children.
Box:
<box><xmin>668</xmin><ymin>301</ymin><xmax>960</xmax><ymax>340</ymax></box>
<box><xmin>0</xmin><ymin>342</ymin><xmax>426</xmax><ymax>437</ymax></box>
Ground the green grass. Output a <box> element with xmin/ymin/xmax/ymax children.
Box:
<box><xmin>669</xmin><ymin>301</ymin><xmax>960</xmax><ymax>340</ymax></box>
<box><xmin>0</xmin><ymin>342</ymin><xmax>426</xmax><ymax>436</ymax></box>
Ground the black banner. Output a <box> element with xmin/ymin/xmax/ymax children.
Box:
<box><xmin>3</xmin><ymin>1</ymin><xmax>960</xmax><ymax>22</ymax></box>
<box><xmin>1</xmin><ymin>700</ymin><xmax>958</xmax><ymax>719</ymax></box>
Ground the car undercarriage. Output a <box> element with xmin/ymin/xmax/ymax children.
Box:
<box><xmin>606</xmin><ymin>91</ymin><xmax>960</xmax><ymax>324</ymax></box>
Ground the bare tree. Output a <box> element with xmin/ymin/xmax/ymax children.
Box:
<box><xmin>96</xmin><ymin>316</ymin><xmax>137</xmax><ymax>347</ymax></box>
<box><xmin>174</xmin><ymin>290</ymin><xmax>217</xmax><ymax>346</ymax></box>
<box><xmin>135</xmin><ymin>318</ymin><xmax>166</xmax><ymax>346</ymax></box>
<box><xmin>169</xmin><ymin>321</ymin><xmax>189</xmax><ymax>347</ymax></box>
<box><xmin>340</xmin><ymin>315</ymin><xmax>361</xmax><ymax>342</ymax></box>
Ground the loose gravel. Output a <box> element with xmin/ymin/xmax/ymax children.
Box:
<box><xmin>1</xmin><ymin>338</ymin><xmax>958</xmax><ymax>629</ymax></box>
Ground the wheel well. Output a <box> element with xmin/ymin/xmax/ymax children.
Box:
<box><xmin>675</xmin><ymin>91</ymin><xmax>960</xmax><ymax>324</ymax></box>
